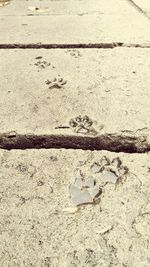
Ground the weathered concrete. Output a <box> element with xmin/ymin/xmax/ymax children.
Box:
<box><xmin>0</xmin><ymin>0</ymin><xmax>140</xmax><ymax>16</ymax></box>
<box><xmin>0</xmin><ymin>48</ymin><xmax>149</xmax><ymax>145</ymax></box>
<box><xmin>0</xmin><ymin>1</ymin><xmax>150</xmax><ymax>266</ymax></box>
<box><xmin>0</xmin><ymin>0</ymin><xmax>146</xmax><ymax>16</ymax></box>
<box><xmin>0</xmin><ymin>149</ymin><xmax>149</xmax><ymax>267</ymax></box>
<box><xmin>0</xmin><ymin>0</ymin><xmax>150</xmax><ymax>44</ymax></box>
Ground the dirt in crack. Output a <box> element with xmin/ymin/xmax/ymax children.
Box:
<box><xmin>0</xmin><ymin>43</ymin><xmax>124</xmax><ymax>49</ymax></box>
<box><xmin>0</xmin><ymin>133</ymin><xmax>149</xmax><ymax>153</ymax></box>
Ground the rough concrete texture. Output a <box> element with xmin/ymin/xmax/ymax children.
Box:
<box><xmin>0</xmin><ymin>1</ymin><xmax>150</xmax><ymax>266</ymax></box>
<box><xmin>0</xmin><ymin>0</ymin><xmax>150</xmax><ymax>44</ymax></box>
<box><xmin>0</xmin><ymin>149</ymin><xmax>150</xmax><ymax>267</ymax></box>
<box><xmin>0</xmin><ymin>48</ymin><xmax>149</xmax><ymax>142</ymax></box>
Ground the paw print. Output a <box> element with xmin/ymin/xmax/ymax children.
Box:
<box><xmin>45</xmin><ymin>77</ymin><xmax>67</xmax><ymax>89</ymax></box>
<box><xmin>91</xmin><ymin>156</ymin><xmax>128</xmax><ymax>184</ymax></box>
<box><xmin>69</xmin><ymin>115</ymin><xmax>97</xmax><ymax>135</ymax></box>
<box><xmin>35</xmin><ymin>60</ymin><xmax>51</xmax><ymax>69</ymax></box>
<box><xmin>66</xmin><ymin>49</ymin><xmax>81</xmax><ymax>58</ymax></box>
<box><xmin>69</xmin><ymin>171</ymin><xmax>101</xmax><ymax>206</ymax></box>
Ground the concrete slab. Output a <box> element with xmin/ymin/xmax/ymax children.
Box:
<box><xmin>0</xmin><ymin>149</ymin><xmax>149</xmax><ymax>266</ymax></box>
<box><xmin>0</xmin><ymin>0</ymin><xmax>143</xmax><ymax>16</ymax></box>
<box><xmin>0</xmin><ymin>48</ymin><xmax>150</xmax><ymax>143</ymax></box>
<box><xmin>0</xmin><ymin>0</ymin><xmax>150</xmax><ymax>44</ymax></box>
<box><xmin>132</xmin><ymin>0</ymin><xmax>150</xmax><ymax>18</ymax></box>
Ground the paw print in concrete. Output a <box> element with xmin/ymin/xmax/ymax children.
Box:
<box><xmin>66</xmin><ymin>49</ymin><xmax>81</xmax><ymax>58</ymax></box>
<box><xmin>45</xmin><ymin>77</ymin><xmax>67</xmax><ymax>90</ymax></box>
<box><xmin>69</xmin><ymin>170</ymin><xmax>101</xmax><ymax>206</ymax></box>
<box><xmin>35</xmin><ymin>60</ymin><xmax>51</xmax><ymax>69</ymax></box>
<box><xmin>69</xmin><ymin>115</ymin><xmax>97</xmax><ymax>136</ymax></box>
<box><xmin>34</xmin><ymin>56</ymin><xmax>52</xmax><ymax>70</ymax></box>
<box><xmin>91</xmin><ymin>156</ymin><xmax>128</xmax><ymax>184</ymax></box>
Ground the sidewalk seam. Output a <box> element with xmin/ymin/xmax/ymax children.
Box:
<box><xmin>126</xmin><ymin>0</ymin><xmax>150</xmax><ymax>20</ymax></box>
<box><xmin>0</xmin><ymin>133</ymin><xmax>149</xmax><ymax>153</ymax></box>
<box><xmin>0</xmin><ymin>43</ymin><xmax>150</xmax><ymax>49</ymax></box>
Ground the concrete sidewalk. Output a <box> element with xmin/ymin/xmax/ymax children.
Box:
<box><xmin>0</xmin><ymin>149</ymin><xmax>150</xmax><ymax>266</ymax></box>
<box><xmin>0</xmin><ymin>0</ymin><xmax>150</xmax><ymax>44</ymax></box>
<box><xmin>0</xmin><ymin>1</ymin><xmax>150</xmax><ymax>267</ymax></box>
<box><xmin>0</xmin><ymin>47</ymin><xmax>150</xmax><ymax>152</ymax></box>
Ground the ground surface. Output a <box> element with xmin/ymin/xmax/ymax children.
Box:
<box><xmin>0</xmin><ymin>149</ymin><xmax>150</xmax><ymax>267</ymax></box>
<box><xmin>0</xmin><ymin>1</ymin><xmax>150</xmax><ymax>267</ymax></box>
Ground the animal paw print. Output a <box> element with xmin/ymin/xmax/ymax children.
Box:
<box><xmin>66</xmin><ymin>49</ymin><xmax>81</xmax><ymax>58</ymax></box>
<box><xmin>69</xmin><ymin>171</ymin><xmax>101</xmax><ymax>206</ymax></box>
<box><xmin>34</xmin><ymin>56</ymin><xmax>51</xmax><ymax>69</ymax></box>
<box><xmin>91</xmin><ymin>156</ymin><xmax>128</xmax><ymax>184</ymax></box>
<box><xmin>69</xmin><ymin>115</ymin><xmax>97</xmax><ymax>136</ymax></box>
<box><xmin>45</xmin><ymin>77</ymin><xmax>67</xmax><ymax>90</ymax></box>
<box><xmin>35</xmin><ymin>60</ymin><xmax>51</xmax><ymax>69</ymax></box>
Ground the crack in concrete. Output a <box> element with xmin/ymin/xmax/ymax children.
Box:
<box><xmin>0</xmin><ymin>133</ymin><xmax>149</xmax><ymax>153</ymax></box>
<box><xmin>126</xmin><ymin>0</ymin><xmax>150</xmax><ymax>20</ymax></box>
<box><xmin>0</xmin><ymin>43</ymin><xmax>123</xmax><ymax>49</ymax></box>
<box><xmin>0</xmin><ymin>43</ymin><xmax>150</xmax><ymax>49</ymax></box>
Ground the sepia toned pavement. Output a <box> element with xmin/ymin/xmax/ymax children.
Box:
<box><xmin>0</xmin><ymin>1</ymin><xmax>150</xmax><ymax>267</ymax></box>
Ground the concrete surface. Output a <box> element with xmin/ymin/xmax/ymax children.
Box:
<box><xmin>0</xmin><ymin>0</ymin><xmax>141</xmax><ymax>16</ymax></box>
<box><xmin>0</xmin><ymin>149</ymin><xmax>150</xmax><ymax>267</ymax></box>
<box><xmin>0</xmin><ymin>0</ymin><xmax>150</xmax><ymax>44</ymax></box>
<box><xmin>0</xmin><ymin>48</ymin><xmax>150</xmax><ymax>140</ymax></box>
<box><xmin>0</xmin><ymin>1</ymin><xmax>150</xmax><ymax>266</ymax></box>
<box><xmin>132</xmin><ymin>0</ymin><xmax>150</xmax><ymax>18</ymax></box>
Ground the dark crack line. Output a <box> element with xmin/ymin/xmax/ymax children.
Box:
<box><xmin>0</xmin><ymin>43</ymin><xmax>123</xmax><ymax>49</ymax></box>
<box><xmin>126</xmin><ymin>0</ymin><xmax>150</xmax><ymax>20</ymax></box>
<box><xmin>0</xmin><ymin>133</ymin><xmax>149</xmax><ymax>153</ymax></box>
<box><xmin>0</xmin><ymin>43</ymin><xmax>150</xmax><ymax>49</ymax></box>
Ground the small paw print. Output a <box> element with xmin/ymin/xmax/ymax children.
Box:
<box><xmin>69</xmin><ymin>115</ymin><xmax>97</xmax><ymax>135</ymax></box>
<box><xmin>35</xmin><ymin>60</ymin><xmax>51</xmax><ymax>69</ymax></box>
<box><xmin>91</xmin><ymin>156</ymin><xmax>128</xmax><ymax>183</ymax></box>
<box><xmin>45</xmin><ymin>77</ymin><xmax>67</xmax><ymax>89</ymax></box>
<box><xmin>66</xmin><ymin>49</ymin><xmax>81</xmax><ymax>58</ymax></box>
